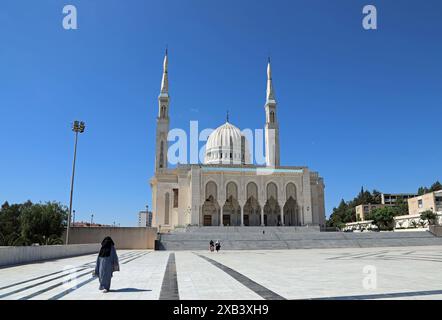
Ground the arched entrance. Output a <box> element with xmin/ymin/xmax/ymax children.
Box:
<box><xmin>284</xmin><ymin>197</ymin><xmax>299</xmax><ymax>226</ymax></box>
<box><xmin>244</xmin><ymin>196</ymin><xmax>261</xmax><ymax>226</ymax></box>
<box><xmin>202</xmin><ymin>181</ymin><xmax>220</xmax><ymax>226</ymax></box>
<box><xmin>243</xmin><ymin>182</ymin><xmax>261</xmax><ymax>226</ymax></box>
<box><xmin>202</xmin><ymin>195</ymin><xmax>220</xmax><ymax>226</ymax></box>
<box><xmin>284</xmin><ymin>183</ymin><xmax>299</xmax><ymax>226</ymax></box>
<box><xmin>264</xmin><ymin>182</ymin><xmax>281</xmax><ymax>226</ymax></box>
<box><xmin>222</xmin><ymin>182</ymin><xmax>240</xmax><ymax>226</ymax></box>
<box><xmin>264</xmin><ymin>197</ymin><xmax>281</xmax><ymax>226</ymax></box>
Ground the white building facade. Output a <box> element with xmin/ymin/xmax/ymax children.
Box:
<box><xmin>138</xmin><ymin>210</ymin><xmax>152</xmax><ymax>227</ymax></box>
<box><xmin>150</xmin><ymin>52</ymin><xmax>326</xmax><ymax>230</ymax></box>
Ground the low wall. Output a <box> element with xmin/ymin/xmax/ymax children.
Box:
<box><xmin>394</xmin><ymin>214</ymin><xmax>425</xmax><ymax>229</ymax></box>
<box><xmin>430</xmin><ymin>225</ymin><xmax>442</xmax><ymax>237</ymax></box>
<box><xmin>343</xmin><ymin>220</ymin><xmax>377</xmax><ymax>232</ymax></box>
<box><xmin>0</xmin><ymin>244</ymin><xmax>100</xmax><ymax>267</ymax></box>
<box><xmin>344</xmin><ymin>212</ymin><xmax>442</xmax><ymax>232</ymax></box>
<box><xmin>62</xmin><ymin>227</ymin><xmax>158</xmax><ymax>249</ymax></box>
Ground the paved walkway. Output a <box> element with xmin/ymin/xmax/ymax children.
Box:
<box><xmin>1</xmin><ymin>246</ymin><xmax>442</xmax><ymax>300</ymax></box>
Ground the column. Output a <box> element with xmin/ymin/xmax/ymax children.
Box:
<box><xmin>280</xmin><ymin>205</ymin><xmax>284</xmax><ymax>226</ymax></box>
<box><xmin>220</xmin><ymin>207</ymin><xmax>224</xmax><ymax>226</ymax></box>
<box><xmin>240</xmin><ymin>205</ymin><xmax>244</xmax><ymax>226</ymax></box>
<box><xmin>260</xmin><ymin>206</ymin><xmax>265</xmax><ymax>226</ymax></box>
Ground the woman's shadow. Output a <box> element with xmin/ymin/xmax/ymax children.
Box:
<box><xmin>110</xmin><ymin>288</ymin><xmax>152</xmax><ymax>293</ymax></box>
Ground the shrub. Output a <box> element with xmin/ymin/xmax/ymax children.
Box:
<box><xmin>420</xmin><ymin>210</ymin><xmax>437</xmax><ymax>226</ymax></box>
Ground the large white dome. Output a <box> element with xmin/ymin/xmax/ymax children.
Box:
<box><xmin>204</xmin><ymin>122</ymin><xmax>251</xmax><ymax>165</ymax></box>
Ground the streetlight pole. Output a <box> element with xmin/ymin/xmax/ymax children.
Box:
<box><xmin>73</xmin><ymin>210</ymin><xmax>76</xmax><ymax>227</ymax></box>
<box><xmin>90</xmin><ymin>213</ymin><xmax>94</xmax><ymax>226</ymax></box>
<box><xmin>66</xmin><ymin>120</ymin><xmax>85</xmax><ymax>245</ymax></box>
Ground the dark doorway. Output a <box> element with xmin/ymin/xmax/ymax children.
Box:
<box><xmin>203</xmin><ymin>215</ymin><xmax>212</xmax><ymax>226</ymax></box>
<box><xmin>223</xmin><ymin>214</ymin><xmax>231</xmax><ymax>226</ymax></box>
<box><xmin>244</xmin><ymin>215</ymin><xmax>249</xmax><ymax>226</ymax></box>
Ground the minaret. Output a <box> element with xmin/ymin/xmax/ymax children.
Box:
<box><xmin>264</xmin><ymin>58</ymin><xmax>280</xmax><ymax>167</ymax></box>
<box><xmin>155</xmin><ymin>49</ymin><xmax>170</xmax><ymax>172</ymax></box>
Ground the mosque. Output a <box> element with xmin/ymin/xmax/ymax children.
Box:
<box><xmin>150</xmin><ymin>51</ymin><xmax>325</xmax><ymax>230</ymax></box>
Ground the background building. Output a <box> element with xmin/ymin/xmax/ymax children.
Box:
<box><xmin>355</xmin><ymin>203</ymin><xmax>385</xmax><ymax>221</ymax></box>
<box><xmin>138</xmin><ymin>210</ymin><xmax>153</xmax><ymax>227</ymax></box>
<box><xmin>381</xmin><ymin>193</ymin><xmax>417</xmax><ymax>206</ymax></box>
<box><xmin>355</xmin><ymin>192</ymin><xmax>417</xmax><ymax>222</ymax></box>
<box><xmin>408</xmin><ymin>190</ymin><xmax>442</xmax><ymax>215</ymax></box>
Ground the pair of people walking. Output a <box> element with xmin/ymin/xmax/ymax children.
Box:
<box><xmin>209</xmin><ymin>240</ymin><xmax>221</xmax><ymax>252</ymax></box>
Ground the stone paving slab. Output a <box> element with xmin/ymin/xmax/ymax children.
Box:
<box><xmin>197</xmin><ymin>246</ymin><xmax>442</xmax><ymax>300</ymax></box>
<box><xmin>175</xmin><ymin>251</ymin><xmax>262</xmax><ymax>300</ymax></box>
<box><xmin>1</xmin><ymin>246</ymin><xmax>442</xmax><ymax>300</ymax></box>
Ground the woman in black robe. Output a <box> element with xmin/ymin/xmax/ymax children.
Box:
<box><xmin>94</xmin><ymin>236</ymin><xmax>120</xmax><ymax>292</ymax></box>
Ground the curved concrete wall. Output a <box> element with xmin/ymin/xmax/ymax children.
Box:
<box><xmin>0</xmin><ymin>244</ymin><xmax>100</xmax><ymax>267</ymax></box>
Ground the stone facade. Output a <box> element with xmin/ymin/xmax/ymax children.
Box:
<box><xmin>151</xmin><ymin>165</ymin><xmax>326</xmax><ymax>230</ymax></box>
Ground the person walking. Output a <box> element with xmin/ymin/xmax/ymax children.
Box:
<box><xmin>215</xmin><ymin>240</ymin><xmax>221</xmax><ymax>253</ymax></box>
<box><xmin>209</xmin><ymin>240</ymin><xmax>214</xmax><ymax>252</ymax></box>
<box><xmin>93</xmin><ymin>236</ymin><xmax>120</xmax><ymax>293</ymax></box>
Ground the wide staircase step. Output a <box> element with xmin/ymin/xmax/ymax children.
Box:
<box><xmin>158</xmin><ymin>227</ymin><xmax>442</xmax><ymax>251</ymax></box>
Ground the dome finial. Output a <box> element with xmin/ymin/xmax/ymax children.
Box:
<box><xmin>226</xmin><ymin>110</ymin><xmax>229</xmax><ymax>123</ymax></box>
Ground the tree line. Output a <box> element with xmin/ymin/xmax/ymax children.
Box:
<box><xmin>0</xmin><ymin>201</ymin><xmax>67</xmax><ymax>246</ymax></box>
<box><xmin>327</xmin><ymin>181</ymin><xmax>442</xmax><ymax>228</ymax></box>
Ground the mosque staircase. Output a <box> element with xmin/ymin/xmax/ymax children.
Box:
<box><xmin>157</xmin><ymin>227</ymin><xmax>442</xmax><ymax>251</ymax></box>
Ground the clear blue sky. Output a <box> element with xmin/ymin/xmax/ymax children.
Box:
<box><xmin>1</xmin><ymin>0</ymin><xmax>441</xmax><ymax>226</ymax></box>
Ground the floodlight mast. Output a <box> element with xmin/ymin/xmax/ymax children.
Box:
<box><xmin>66</xmin><ymin>120</ymin><xmax>86</xmax><ymax>245</ymax></box>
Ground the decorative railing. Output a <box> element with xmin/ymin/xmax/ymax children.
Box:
<box><xmin>342</xmin><ymin>220</ymin><xmax>377</xmax><ymax>232</ymax></box>
<box><xmin>343</xmin><ymin>212</ymin><xmax>442</xmax><ymax>231</ymax></box>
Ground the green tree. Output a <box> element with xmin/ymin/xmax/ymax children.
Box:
<box><xmin>420</xmin><ymin>210</ymin><xmax>437</xmax><ymax>226</ymax></box>
<box><xmin>368</xmin><ymin>207</ymin><xmax>401</xmax><ymax>231</ymax></box>
<box><xmin>0</xmin><ymin>201</ymin><xmax>33</xmax><ymax>246</ymax></box>
<box><xmin>327</xmin><ymin>188</ymin><xmax>383</xmax><ymax>227</ymax></box>
<box><xmin>327</xmin><ymin>199</ymin><xmax>347</xmax><ymax>227</ymax></box>
<box><xmin>19</xmin><ymin>202</ymin><xmax>68</xmax><ymax>245</ymax></box>
<box><xmin>418</xmin><ymin>181</ymin><xmax>442</xmax><ymax>195</ymax></box>
<box><xmin>371</xmin><ymin>190</ymin><xmax>382</xmax><ymax>204</ymax></box>
<box><xmin>395</xmin><ymin>198</ymin><xmax>409</xmax><ymax>216</ymax></box>
<box><xmin>430</xmin><ymin>181</ymin><xmax>442</xmax><ymax>192</ymax></box>
<box><xmin>418</xmin><ymin>187</ymin><xmax>429</xmax><ymax>196</ymax></box>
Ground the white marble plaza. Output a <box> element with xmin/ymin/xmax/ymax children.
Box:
<box><xmin>1</xmin><ymin>246</ymin><xmax>442</xmax><ymax>300</ymax></box>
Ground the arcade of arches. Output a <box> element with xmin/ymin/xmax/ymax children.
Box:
<box><xmin>201</xmin><ymin>181</ymin><xmax>301</xmax><ymax>226</ymax></box>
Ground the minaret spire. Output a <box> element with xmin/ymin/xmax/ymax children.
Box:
<box><xmin>266</xmin><ymin>57</ymin><xmax>275</xmax><ymax>103</ymax></box>
<box><xmin>160</xmin><ymin>48</ymin><xmax>169</xmax><ymax>95</ymax></box>
<box><xmin>155</xmin><ymin>49</ymin><xmax>171</xmax><ymax>172</ymax></box>
<box><xmin>264</xmin><ymin>57</ymin><xmax>280</xmax><ymax>167</ymax></box>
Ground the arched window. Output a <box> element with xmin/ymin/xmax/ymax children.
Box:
<box><xmin>247</xmin><ymin>182</ymin><xmax>258</xmax><ymax>200</ymax></box>
<box><xmin>267</xmin><ymin>182</ymin><xmax>278</xmax><ymax>200</ymax></box>
<box><xmin>205</xmin><ymin>181</ymin><xmax>218</xmax><ymax>201</ymax></box>
<box><xmin>164</xmin><ymin>193</ymin><xmax>170</xmax><ymax>225</ymax></box>
<box><xmin>286</xmin><ymin>183</ymin><xmax>297</xmax><ymax>200</ymax></box>
<box><xmin>226</xmin><ymin>182</ymin><xmax>238</xmax><ymax>200</ymax></box>
<box><xmin>270</xmin><ymin>111</ymin><xmax>275</xmax><ymax>123</ymax></box>
<box><xmin>160</xmin><ymin>105</ymin><xmax>166</xmax><ymax>118</ymax></box>
<box><xmin>159</xmin><ymin>141</ymin><xmax>164</xmax><ymax>168</ymax></box>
